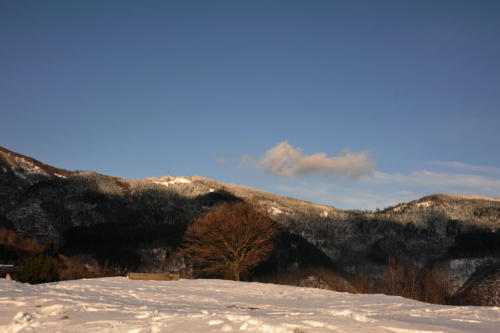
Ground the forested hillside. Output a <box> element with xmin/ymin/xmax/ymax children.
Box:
<box><xmin>1</xmin><ymin>145</ymin><xmax>499</xmax><ymax>305</ymax></box>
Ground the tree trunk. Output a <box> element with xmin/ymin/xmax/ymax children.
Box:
<box><xmin>233</xmin><ymin>263</ymin><xmax>240</xmax><ymax>281</ymax></box>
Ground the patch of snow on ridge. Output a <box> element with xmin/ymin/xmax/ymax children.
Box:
<box><xmin>0</xmin><ymin>277</ymin><xmax>499</xmax><ymax>333</ymax></box>
<box><xmin>415</xmin><ymin>201</ymin><xmax>433</xmax><ymax>208</ymax></box>
<box><xmin>14</xmin><ymin>157</ymin><xmax>46</xmax><ymax>175</ymax></box>
<box><xmin>270</xmin><ymin>206</ymin><xmax>282</xmax><ymax>215</ymax></box>
<box><xmin>153</xmin><ymin>181</ymin><xmax>169</xmax><ymax>186</ymax></box>
<box><xmin>173</xmin><ymin>177</ymin><xmax>191</xmax><ymax>184</ymax></box>
<box><xmin>392</xmin><ymin>204</ymin><xmax>407</xmax><ymax>212</ymax></box>
<box><xmin>151</xmin><ymin>177</ymin><xmax>192</xmax><ymax>187</ymax></box>
<box><xmin>13</xmin><ymin>171</ymin><xmax>27</xmax><ymax>180</ymax></box>
<box><xmin>10</xmin><ymin>156</ymin><xmax>49</xmax><ymax>178</ymax></box>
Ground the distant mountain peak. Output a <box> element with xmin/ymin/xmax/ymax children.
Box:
<box><xmin>433</xmin><ymin>194</ymin><xmax>500</xmax><ymax>202</ymax></box>
<box><xmin>0</xmin><ymin>145</ymin><xmax>71</xmax><ymax>178</ymax></box>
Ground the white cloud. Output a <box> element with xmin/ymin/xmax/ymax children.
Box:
<box><xmin>215</xmin><ymin>156</ymin><xmax>227</xmax><ymax>164</ymax></box>
<box><xmin>433</xmin><ymin>161</ymin><xmax>500</xmax><ymax>175</ymax></box>
<box><xmin>215</xmin><ymin>155</ymin><xmax>254</xmax><ymax>169</ymax></box>
<box><xmin>257</xmin><ymin>141</ymin><xmax>375</xmax><ymax>178</ymax></box>
<box><xmin>229</xmin><ymin>146</ymin><xmax>500</xmax><ymax>209</ymax></box>
<box><xmin>367</xmin><ymin>170</ymin><xmax>500</xmax><ymax>194</ymax></box>
<box><xmin>274</xmin><ymin>183</ymin><xmax>418</xmax><ymax>211</ymax></box>
<box><xmin>274</xmin><ymin>184</ymin><xmax>332</xmax><ymax>202</ymax></box>
<box><xmin>273</xmin><ymin>168</ymin><xmax>500</xmax><ymax>210</ymax></box>
<box><xmin>237</xmin><ymin>154</ymin><xmax>253</xmax><ymax>169</ymax></box>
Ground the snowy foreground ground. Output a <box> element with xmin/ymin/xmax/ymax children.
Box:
<box><xmin>0</xmin><ymin>277</ymin><xmax>499</xmax><ymax>333</ymax></box>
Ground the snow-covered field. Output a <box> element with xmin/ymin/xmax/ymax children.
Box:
<box><xmin>0</xmin><ymin>277</ymin><xmax>499</xmax><ymax>333</ymax></box>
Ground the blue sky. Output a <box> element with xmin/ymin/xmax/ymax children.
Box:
<box><xmin>1</xmin><ymin>1</ymin><xmax>499</xmax><ymax>209</ymax></box>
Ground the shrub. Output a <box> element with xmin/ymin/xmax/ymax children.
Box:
<box><xmin>19</xmin><ymin>254</ymin><xmax>59</xmax><ymax>284</ymax></box>
<box><xmin>255</xmin><ymin>268</ymin><xmax>355</xmax><ymax>293</ymax></box>
<box><xmin>383</xmin><ymin>257</ymin><xmax>452</xmax><ymax>304</ymax></box>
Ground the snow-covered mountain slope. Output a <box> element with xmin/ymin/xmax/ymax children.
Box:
<box><xmin>0</xmin><ymin>277</ymin><xmax>499</xmax><ymax>333</ymax></box>
<box><xmin>1</xmin><ymin>145</ymin><xmax>499</xmax><ymax>304</ymax></box>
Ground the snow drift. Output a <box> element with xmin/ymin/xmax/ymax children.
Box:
<box><xmin>0</xmin><ymin>277</ymin><xmax>499</xmax><ymax>332</ymax></box>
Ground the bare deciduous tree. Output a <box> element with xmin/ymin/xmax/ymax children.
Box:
<box><xmin>182</xmin><ymin>202</ymin><xmax>281</xmax><ymax>281</ymax></box>
<box><xmin>383</xmin><ymin>257</ymin><xmax>451</xmax><ymax>304</ymax></box>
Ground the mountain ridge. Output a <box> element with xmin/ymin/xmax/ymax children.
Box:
<box><xmin>1</xmin><ymin>144</ymin><xmax>499</xmax><ymax>211</ymax></box>
<box><xmin>1</xmin><ymin>145</ymin><xmax>499</xmax><ymax>305</ymax></box>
